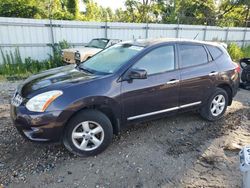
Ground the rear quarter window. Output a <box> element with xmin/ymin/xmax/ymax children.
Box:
<box><xmin>207</xmin><ymin>45</ymin><xmax>223</xmax><ymax>60</ymax></box>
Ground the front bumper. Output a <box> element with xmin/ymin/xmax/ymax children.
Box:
<box><xmin>10</xmin><ymin>105</ymin><xmax>65</xmax><ymax>142</ymax></box>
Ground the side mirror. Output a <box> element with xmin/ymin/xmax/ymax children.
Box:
<box><xmin>128</xmin><ymin>68</ymin><xmax>147</xmax><ymax>80</ymax></box>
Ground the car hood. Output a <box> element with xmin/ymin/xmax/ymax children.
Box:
<box><xmin>19</xmin><ymin>65</ymin><xmax>98</xmax><ymax>98</ymax></box>
<box><xmin>62</xmin><ymin>47</ymin><xmax>102</xmax><ymax>54</ymax></box>
<box><xmin>77</xmin><ymin>47</ymin><xmax>102</xmax><ymax>55</ymax></box>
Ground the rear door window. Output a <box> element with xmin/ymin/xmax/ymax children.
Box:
<box><xmin>179</xmin><ymin>44</ymin><xmax>209</xmax><ymax>68</ymax></box>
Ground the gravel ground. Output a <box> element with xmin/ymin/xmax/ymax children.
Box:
<box><xmin>0</xmin><ymin>81</ymin><xmax>249</xmax><ymax>188</ymax></box>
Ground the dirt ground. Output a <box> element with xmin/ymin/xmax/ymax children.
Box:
<box><xmin>0</xmin><ymin>81</ymin><xmax>249</xmax><ymax>188</ymax></box>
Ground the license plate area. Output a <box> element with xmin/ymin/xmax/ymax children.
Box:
<box><xmin>11</xmin><ymin>93</ymin><xmax>24</xmax><ymax>107</ymax></box>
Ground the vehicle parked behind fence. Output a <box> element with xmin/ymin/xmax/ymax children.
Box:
<box><xmin>62</xmin><ymin>38</ymin><xmax>121</xmax><ymax>64</ymax></box>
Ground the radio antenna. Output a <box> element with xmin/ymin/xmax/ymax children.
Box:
<box><xmin>193</xmin><ymin>33</ymin><xmax>199</xmax><ymax>40</ymax></box>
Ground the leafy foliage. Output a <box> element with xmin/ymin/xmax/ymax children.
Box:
<box><xmin>0</xmin><ymin>0</ymin><xmax>40</xmax><ymax>18</ymax></box>
<box><xmin>177</xmin><ymin>0</ymin><xmax>216</xmax><ymax>25</ymax></box>
<box><xmin>227</xmin><ymin>43</ymin><xmax>250</xmax><ymax>61</ymax></box>
<box><xmin>227</xmin><ymin>43</ymin><xmax>244</xmax><ymax>60</ymax></box>
<box><xmin>242</xmin><ymin>45</ymin><xmax>250</xmax><ymax>57</ymax></box>
<box><xmin>0</xmin><ymin>0</ymin><xmax>249</xmax><ymax>27</ymax></box>
<box><xmin>0</xmin><ymin>41</ymin><xmax>70</xmax><ymax>79</ymax></box>
<box><xmin>67</xmin><ymin>0</ymin><xmax>79</xmax><ymax>19</ymax></box>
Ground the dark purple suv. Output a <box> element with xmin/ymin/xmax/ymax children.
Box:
<box><xmin>10</xmin><ymin>39</ymin><xmax>240</xmax><ymax>156</ymax></box>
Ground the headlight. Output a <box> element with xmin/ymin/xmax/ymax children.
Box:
<box><xmin>75</xmin><ymin>52</ymin><xmax>81</xmax><ymax>60</ymax></box>
<box><xmin>26</xmin><ymin>90</ymin><xmax>63</xmax><ymax>112</ymax></box>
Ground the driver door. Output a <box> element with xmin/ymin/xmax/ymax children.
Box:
<box><xmin>121</xmin><ymin>44</ymin><xmax>180</xmax><ymax>122</ymax></box>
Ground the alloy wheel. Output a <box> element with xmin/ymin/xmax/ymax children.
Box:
<box><xmin>210</xmin><ymin>94</ymin><xmax>226</xmax><ymax>116</ymax></box>
<box><xmin>71</xmin><ymin>121</ymin><xmax>104</xmax><ymax>151</ymax></box>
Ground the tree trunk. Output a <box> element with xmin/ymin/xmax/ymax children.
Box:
<box><xmin>245</xmin><ymin>5</ymin><xmax>250</xmax><ymax>27</ymax></box>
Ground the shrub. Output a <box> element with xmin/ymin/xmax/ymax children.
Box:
<box><xmin>0</xmin><ymin>40</ymin><xmax>70</xmax><ymax>80</ymax></box>
<box><xmin>227</xmin><ymin>43</ymin><xmax>244</xmax><ymax>61</ymax></box>
<box><xmin>242</xmin><ymin>45</ymin><xmax>250</xmax><ymax>58</ymax></box>
<box><xmin>227</xmin><ymin>43</ymin><xmax>250</xmax><ymax>61</ymax></box>
<box><xmin>0</xmin><ymin>48</ymin><xmax>26</xmax><ymax>77</ymax></box>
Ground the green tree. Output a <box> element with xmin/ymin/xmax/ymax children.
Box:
<box><xmin>36</xmin><ymin>0</ymin><xmax>74</xmax><ymax>20</ymax></box>
<box><xmin>176</xmin><ymin>0</ymin><xmax>216</xmax><ymax>25</ymax></box>
<box><xmin>217</xmin><ymin>0</ymin><xmax>250</xmax><ymax>27</ymax></box>
<box><xmin>83</xmin><ymin>0</ymin><xmax>102</xmax><ymax>21</ymax></box>
<box><xmin>0</xmin><ymin>0</ymin><xmax>74</xmax><ymax>20</ymax></box>
<box><xmin>81</xmin><ymin>0</ymin><xmax>115</xmax><ymax>22</ymax></box>
<box><xmin>0</xmin><ymin>0</ymin><xmax>249</xmax><ymax>27</ymax></box>
<box><xmin>0</xmin><ymin>0</ymin><xmax>40</xmax><ymax>18</ymax></box>
<box><xmin>115</xmin><ymin>0</ymin><xmax>167</xmax><ymax>23</ymax></box>
<box><xmin>66</xmin><ymin>0</ymin><xmax>79</xmax><ymax>19</ymax></box>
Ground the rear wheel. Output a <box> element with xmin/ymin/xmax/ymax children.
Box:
<box><xmin>63</xmin><ymin>109</ymin><xmax>113</xmax><ymax>156</ymax></box>
<box><xmin>199</xmin><ymin>88</ymin><xmax>228</xmax><ymax>121</ymax></box>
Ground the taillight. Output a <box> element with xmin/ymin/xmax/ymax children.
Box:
<box><xmin>233</xmin><ymin>62</ymin><xmax>241</xmax><ymax>73</ymax></box>
<box><xmin>235</xmin><ymin>65</ymin><xmax>241</xmax><ymax>73</ymax></box>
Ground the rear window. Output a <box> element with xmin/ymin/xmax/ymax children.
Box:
<box><xmin>207</xmin><ymin>45</ymin><xmax>223</xmax><ymax>60</ymax></box>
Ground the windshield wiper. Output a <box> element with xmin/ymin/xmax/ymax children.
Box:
<box><xmin>76</xmin><ymin>65</ymin><xmax>94</xmax><ymax>74</ymax></box>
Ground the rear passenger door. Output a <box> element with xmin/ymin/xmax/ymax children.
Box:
<box><xmin>177</xmin><ymin>43</ymin><xmax>218</xmax><ymax>108</ymax></box>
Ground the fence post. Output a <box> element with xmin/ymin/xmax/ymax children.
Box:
<box><xmin>176</xmin><ymin>25</ymin><xmax>180</xmax><ymax>38</ymax></box>
<box><xmin>225</xmin><ymin>27</ymin><xmax>229</xmax><ymax>43</ymax></box>
<box><xmin>104</xmin><ymin>21</ymin><xmax>108</xmax><ymax>38</ymax></box>
<box><xmin>203</xmin><ymin>26</ymin><xmax>207</xmax><ymax>41</ymax></box>
<box><xmin>243</xmin><ymin>28</ymin><xmax>247</xmax><ymax>47</ymax></box>
<box><xmin>176</xmin><ymin>17</ymin><xmax>180</xmax><ymax>38</ymax></box>
<box><xmin>145</xmin><ymin>23</ymin><xmax>149</xmax><ymax>39</ymax></box>
<box><xmin>49</xmin><ymin>18</ymin><xmax>55</xmax><ymax>51</ymax></box>
<box><xmin>49</xmin><ymin>0</ymin><xmax>55</xmax><ymax>55</ymax></box>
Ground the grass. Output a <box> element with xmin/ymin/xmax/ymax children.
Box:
<box><xmin>0</xmin><ymin>40</ymin><xmax>70</xmax><ymax>80</ymax></box>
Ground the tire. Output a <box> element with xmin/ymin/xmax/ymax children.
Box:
<box><xmin>63</xmin><ymin>109</ymin><xmax>113</xmax><ymax>157</ymax></box>
<box><xmin>199</xmin><ymin>88</ymin><xmax>229</xmax><ymax>121</ymax></box>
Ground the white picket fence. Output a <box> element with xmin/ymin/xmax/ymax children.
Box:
<box><xmin>0</xmin><ymin>16</ymin><xmax>250</xmax><ymax>63</ymax></box>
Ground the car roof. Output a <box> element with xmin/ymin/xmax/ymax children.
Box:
<box><xmin>120</xmin><ymin>38</ymin><xmax>224</xmax><ymax>48</ymax></box>
<box><xmin>92</xmin><ymin>38</ymin><xmax>121</xmax><ymax>41</ymax></box>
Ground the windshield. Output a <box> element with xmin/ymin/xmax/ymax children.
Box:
<box><xmin>86</xmin><ymin>39</ymin><xmax>109</xmax><ymax>49</ymax></box>
<box><xmin>79</xmin><ymin>44</ymin><xmax>144</xmax><ymax>74</ymax></box>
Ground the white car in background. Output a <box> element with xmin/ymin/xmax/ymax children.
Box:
<box><xmin>62</xmin><ymin>38</ymin><xmax>121</xmax><ymax>64</ymax></box>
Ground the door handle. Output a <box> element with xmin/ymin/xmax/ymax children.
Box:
<box><xmin>209</xmin><ymin>71</ymin><xmax>218</xmax><ymax>76</ymax></box>
<box><xmin>166</xmin><ymin>79</ymin><xmax>180</xmax><ymax>84</ymax></box>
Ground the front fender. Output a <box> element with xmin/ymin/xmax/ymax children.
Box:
<box><xmin>55</xmin><ymin>96</ymin><xmax>121</xmax><ymax>130</ymax></box>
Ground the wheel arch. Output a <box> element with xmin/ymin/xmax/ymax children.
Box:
<box><xmin>216</xmin><ymin>83</ymin><xmax>233</xmax><ymax>105</ymax></box>
<box><xmin>61</xmin><ymin>97</ymin><xmax>121</xmax><ymax>136</ymax></box>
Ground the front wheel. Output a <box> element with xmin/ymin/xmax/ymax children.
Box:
<box><xmin>63</xmin><ymin>109</ymin><xmax>113</xmax><ymax>157</ymax></box>
<box><xmin>199</xmin><ymin>88</ymin><xmax>228</xmax><ymax>121</ymax></box>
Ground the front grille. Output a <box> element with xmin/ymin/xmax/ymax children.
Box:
<box><xmin>63</xmin><ymin>51</ymin><xmax>75</xmax><ymax>60</ymax></box>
